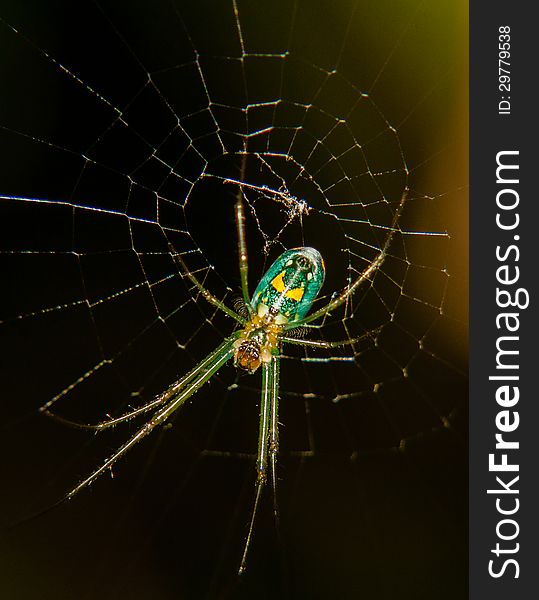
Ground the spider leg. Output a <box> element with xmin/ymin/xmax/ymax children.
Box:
<box><xmin>20</xmin><ymin>338</ymin><xmax>236</xmax><ymax>524</ymax></box>
<box><xmin>269</xmin><ymin>356</ymin><xmax>281</xmax><ymax>529</ymax></box>
<box><xmin>295</xmin><ymin>189</ymin><xmax>407</xmax><ymax>326</ymax></box>
<box><xmin>281</xmin><ymin>327</ymin><xmax>381</xmax><ymax>349</ymax></box>
<box><xmin>234</xmin><ymin>154</ymin><xmax>253</xmax><ymax>313</ymax></box>
<box><xmin>168</xmin><ymin>243</ymin><xmax>245</xmax><ymax>325</ymax></box>
<box><xmin>238</xmin><ymin>355</ymin><xmax>279</xmax><ymax>574</ymax></box>
<box><xmin>41</xmin><ymin>336</ymin><xmax>240</xmax><ymax>430</ymax></box>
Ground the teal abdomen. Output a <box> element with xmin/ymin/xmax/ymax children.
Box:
<box><xmin>251</xmin><ymin>247</ymin><xmax>325</xmax><ymax>323</ymax></box>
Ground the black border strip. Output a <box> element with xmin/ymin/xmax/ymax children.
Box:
<box><xmin>470</xmin><ymin>2</ymin><xmax>536</xmax><ymax>597</ymax></box>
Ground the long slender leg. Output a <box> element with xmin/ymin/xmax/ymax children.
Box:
<box><xmin>280</xmin><ymin>327</ymin><xmax>381</xmax><ymax>349</ymax></box>
<box><xmin>268</xmin><ymin>355</ymin><xmax>280</xmax><ymax>524</ymax></box>
<box><xmin>24</xmin><ymin>338</ymin><xmax>236</xmax><ymax>524</ymax></box>
<box><xmin>234</xmin><ymin>154</ymin><xmax>252</xmax><ymax>312</ymax></box>
<box><xmin>238</xmin><ymin>357</ymin><xmax>275</xmax><ymax>574</ymax></box>
<box><xmin>296</xmin><ymin>189</ymin><xmax>407</xmax><ymax>326</ymax></box>
<box><xmin>41</xmin><ymin>334</ymin><xmax>241</xmax><ymax>430</ymax></box>
<box><xmin>168</xmin><ymin>243</ymin><xmax>245</xmax><ymax>325</ymax></box>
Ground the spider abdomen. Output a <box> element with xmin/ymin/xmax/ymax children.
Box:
<box><xmin>250</xmin><ymin>247</ymin><xmax>325</xmax><ymax>324</ymax></box>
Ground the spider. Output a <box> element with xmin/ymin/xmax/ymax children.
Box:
<box><xmin>40</xmin><ymin>182</ymin><xmax>406</xmax><ymax>573</ymax></box>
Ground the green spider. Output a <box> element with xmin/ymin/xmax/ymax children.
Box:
<box><xmin>42</xmin><ymin>188</ymin><xmax>402</xmax><ymax>573</ymax></box>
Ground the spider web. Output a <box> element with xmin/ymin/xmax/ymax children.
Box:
<box><xmin>0</xmin><ymin>1</ymin><xmax>467</xmax><ymax>599</ymax></box>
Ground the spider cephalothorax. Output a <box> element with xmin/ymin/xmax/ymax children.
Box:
<box><xmin>233</xmin><ymin>316</ymin><xmax>281</xmax><ymax>373</ymax></box>
<box><xmin>233</xmin><ymin>247</ymin><xmax>325</xmax><ymax>374</ymax></box>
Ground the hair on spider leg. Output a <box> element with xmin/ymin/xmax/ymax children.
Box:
<box><xmin>232</xmin><ymin>295</ymin><xmax>250</xmax><ymax>320</ymax></box>
<box><xmin>281</xmin><ymin>325</ymin><xmax>309</xmax><ymax>340</ymax></box>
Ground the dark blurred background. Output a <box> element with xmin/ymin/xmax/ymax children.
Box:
<box><xmin>0</xmin><ymin>1</ymin><xmax>467</xmax><ymax>599</ymax></box>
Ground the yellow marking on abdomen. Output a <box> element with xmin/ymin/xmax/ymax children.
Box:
<box><xmin>271</xmin><ymin>271</ymin><xmax>286</xmax><ymax>293</ymax></box>
<box><xmin>285</xmin><ymin>287</ymin><xmax>304</xmax><ymax>301</ymax></box>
